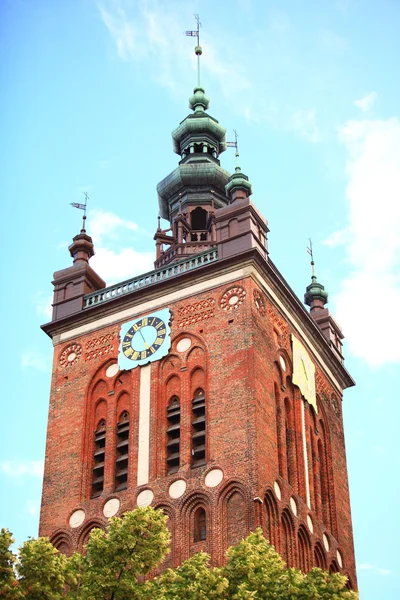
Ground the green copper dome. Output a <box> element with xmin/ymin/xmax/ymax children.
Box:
<box><xmin>189</xmin><ymin>86</ymin><xmax>210</xmax><ymax>112</ymax></box>
<box><xmin>225</xmin><ymin>165</ymin><xmax>253</xmax><ymax>198</ymax></box>
<box><xmin>304</xmin><ymin>276</ymin><xmax>329</xmax><ymax>306</ymax></box>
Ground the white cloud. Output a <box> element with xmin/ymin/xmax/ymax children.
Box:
<box><xmin>91</xmin><ymin>246</ymin><xmax>154</xmax><ymax>284</ymax></box>
<box><xmin>332</xmin><ymin>117</ymin><xmax>400</xmax><ymax>366</ymax></box>
<box><xmin>354</xmin><ymin>91</ymin><xmax>377</xmax><ymax>113</ymax></box>
<box><xmin>0</xmin><ymin>460</ymin><xmax>44</xmax><ymax>478</ymax></box>
<box><xmin>98</xmin><ymin>3</ymin><xmax>136</xmax><ymax>61</ymax></box>
<box><xmin>322</xmin><ymin>227</ymin><xmax>350</xmax><ymax>247</ymax></box>
<box><xmin>21</xmin><ymin>352</ymin><xmax>49</xmax><ymax>372</ymax></box>
<box><xmin>89</xmin><ymin>209</ymin><xmax>139</xmax><ymax>245</ymax></box>
<box><xmin>358</xmin><ymin>563</ymin><xmax>391</xmax><ymax>576</ymax></box>
<box><xmin>288</xmin><ymin>109</ymin><xmax>320</xmax><ymax>143</ymax></box>
<box><xmin>35</xmin><ymin>292</ymin><xmax>52</xmax><ymax>319</ymax></box>
<box><xmin>26</xmin><ymin>499</ymin><xmax>40</xmax><ymax>516</ymax></box>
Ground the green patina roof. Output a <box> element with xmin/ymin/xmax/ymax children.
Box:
<box><xmin>225</xmin><ymin>166</ymin><xmax>253</xmax><ymax>197</ymax></box>
<box><xmin>157</xmin><ymin>162</ymin><xmax>231</xmax><ymax>219</ymax></box>
<box><xmin>304</xmin><ymin>276</ymin><xmax>329</xmax><ymax>306</ymax></box>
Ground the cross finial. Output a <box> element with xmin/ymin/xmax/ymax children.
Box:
<box><xmin>307</xmin><ymin>238</ymin><xmax>316</xmax><ymax>278</ymax></box>
<box><xmin>185</xmin><ymin>14</ymin><xmax>203</xmax><ymax>87</ymax></box>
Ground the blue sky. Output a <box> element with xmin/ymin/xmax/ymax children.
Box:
<box><xmin>1</xmin><ymin>0</ymin><xmax>399</xmax><ymax>597</ymax></box>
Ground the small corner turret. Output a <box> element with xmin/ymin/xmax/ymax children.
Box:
<box><xmin>50</xmin><ymin>207</ymin><xmax>105</xmax><ymax>323</ymax></box>
<box><xmin>304</xmin><ymin>240</ymin><xmax>344</xmax><ymax>363</ymax></box>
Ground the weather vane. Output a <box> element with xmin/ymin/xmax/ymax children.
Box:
<box><xmin>185</xmin><ymin>14</ymin><xmax>203</xmax><ymax>87</ymax></box>
<box><xmin>70</xmin><ymin>192</ymin><xmax>88</xmax><ymax>231</ymax></box>
<box><xmin>307</xmin><ymin>238</ymin><xmax>316</xmax><ymax>278</ymax></box>
<box><xmin>227</xmin><ymin>130</ymin><xmax>241</xmax><ymax>168</ymax></box>
<box><xmin>185</xmin><ymin>13</ymin><xmax>202</xmax><ymax>46</ymax></box>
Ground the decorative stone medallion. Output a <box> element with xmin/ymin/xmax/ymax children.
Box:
<box><xmin>169</xmin><ymin>479</ymin><xmax>187</xmax><ymax>499</ymax></box>
<box><xmin>290</xmin><ymin>497</ymin><xmax>297</xmax><ymax>516</ymax></box>
<box><xmin>336</xmin><ymin>550</ymin><xmax>343</xmax><ymax>568</ymax></box>
<box><xmin>105</xmin><ymin>363</ymin><xmax>119</xmax><ymax>378</ymax></box>
<box><xmin>103</xmin><ymin>498</ymin><xmax>120</xmax><ymax>518</ymax></box>
<box><xmin>307</xmin><ymin>515</ymin><xmax>314</xmax><ymax>533</ymax></box>
<box><xmin>323</xmin><ymin>533</ymin><xmax>330</xmax><ymax>551</ymax></box>
<box><xmin>253</xmin><ymin>289</ymin><xmax>266</xmax><ymax>315</ymax></box>
<box><xmin>176</xmin><ymin>338</ymin><xmax>192</xmax><ymax>353</ymax></box>
<box><xmin>204</xmin><ymin>468</ymin><xmax>223</xmax><ymax>488</ymax></box>
<box><xmin>60</xmin><ymin>344</ymin><xmax>82</xmax><ymax>368</ymax></box>
<box><xmin>69</xmin><ymin>509</ymin><xmax>85</xmax><ymax>528</ymax></box>
<box><xmin>220</xmin><ymin>287</ymin><xmax>246</xmax><ymax>311</ymax></box>
<box><xmin>273</xmin><ymin>481</ymin><xmax>282</xmax><ymax>500</ymax></box>
<box><xmin>137</xmin><ymin>489</ymin><xmax>154</xmax><ymax>507</ymax></box>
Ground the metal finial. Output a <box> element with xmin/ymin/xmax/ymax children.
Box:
<box><xmin>307</xmin><ymin>238</ymin><xmax>316</xmax><ymax>278</ymax></box>
<box><xmin>185</xmin><ymin>14</ymin><xmax>203</xmax><ymax>87</ymax></box>
<box><xmin>227</xmin><ymin>129</ymin><xmax>241</xmax><ymax>170</ymax></box>
<box><xmin>70</xmin><ymin>192</ymin><xmax>88</xmax><ymax>232</ymax></box>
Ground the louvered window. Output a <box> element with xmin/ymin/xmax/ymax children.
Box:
<box><xmin>91</xmin><ymin>419</ymin><xmax>106</xmax><ymax>497</ymax></box>
<box><xmin>194</xmin><ymin>507</ymin><xmax>207</xmax><ymax>542</ymax></box>
<box><xmin>166</xmin><ymin>396</ymin><xmax>180</xmax><ymax>474</ymax></box>
<box><xmin>191</xmin><ymin>389</ymin><xmax>206</xmax><ymax>467</ymax></box>
<box><xmin>115</xmin><ymin>411</ymin><xmax>129</xmax><ymax>491</ymax></box>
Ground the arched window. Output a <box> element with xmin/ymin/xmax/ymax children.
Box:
<box><xmin>329</xmin><ymin>559</ymin><xmax>340</xmax><ymax>573</ymax></box>
<box><xmin>284</xmin><ymin>397</ymin><xmax>296</xmax><ymax>488</ymax></box>
<box><xmin>191</xmin><ymin>207</ymin><xmax>208</xmax><ymax>230</ymax></box>
<box><xmin>264</xmin><ymin>490</ymin><xmax>278</xmax><ymax>548</ymax></box>
<box><xmin>191</xmin><ymin>388</ymin><xmax>206</xmax><ymax>467</ymax></box>
<box><xmin>194</xmin><ymin>507</ymin><xmax>207</xmax><ymax>542</ymax></box>
<box><xmin>281</xmin><ymin>509</ymin><xmax>294</xmax><ymax>567</ymax></box>
<box><xmin>298</xmin><ymin>525</ymin><xmax>311</xmax><ymax>573</ymax></box>
<box><xmin>166</xmin><ymin>396</ymin><xmax>180</xmax><ymax>474</ymax></box>
<box><xmin>115</xmin><ymin>411</ymin><xmax>129</xmax><ymax>491</ymax></box>
<box><xmin>91</xmin><ymin>419</ymin><xmax>106</xmax><ymax>497</ymax></box>
<box><xmin>314</xmin><ymin>542</ymin><xmax>326</xmax><ymax>570</ymax></box>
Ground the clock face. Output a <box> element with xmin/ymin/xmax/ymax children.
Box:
<box><xmin>118</xmin><ymin>309</ymin><xmax>171</xmax><ymax>370</ymax></box>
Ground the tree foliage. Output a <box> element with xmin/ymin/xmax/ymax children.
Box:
<box><xmin>0</xmin><ymin>511</ymin><xmax>358</xmax><ymax>599</ymax></box>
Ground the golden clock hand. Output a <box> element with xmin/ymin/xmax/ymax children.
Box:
<box><xmin>138</xmin><ymin>328</ymin><xmax>149</xmax><ymax>349</ymax></box>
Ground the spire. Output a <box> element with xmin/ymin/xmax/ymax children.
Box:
<box><xmin>304</xmin><ymin>239</ymin><xmax>328</xmax><ymax>313</ymax></box>
<box><xmin>225</xmin><ymin>130</ymin><xmax>253</xmax><ymax>202</ymax></box>
<box><xmin>69</xmin><ymin>193</ymin><xmax>95</xmax><ymax>264</ymax></box>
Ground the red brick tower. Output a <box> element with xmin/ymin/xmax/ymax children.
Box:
<box><xmin>40</xmin><ymin>42</ymin><xmax>357</xmax><ymax>590</ymax></box>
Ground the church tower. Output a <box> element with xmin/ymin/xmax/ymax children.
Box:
<box><xmin>40</xmin><ymin>35</ymin><xmax>357</xmax><ymax>590</ymax></box>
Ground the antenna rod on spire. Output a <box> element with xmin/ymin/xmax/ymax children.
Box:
<box><xmin>185</xmin><ymin>13</ymin><xmax>202</xmax><ymax>87</ymax></box>
<box><xmin>227</xmin><ymin>129</ymin><xmax>241</xmax><ymax>170</ymax></box>
<box><xmin>307</xmin><ymin>238</ymin><xmax>316</xmax><ymax>278</ymax></box>
<box><xmin>70</xmin><ymin>192</ymin><xmax>88</xmax><ymax>232</ymax></box>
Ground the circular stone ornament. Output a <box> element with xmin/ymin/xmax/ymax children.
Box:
<box><xmin>204</xmin><ymin>468</ymin><xmax>223</xmax><ymax>488</ymax></box>
<box><xmin>307</xmin><ymin>515</ymin><xmax>314</xmax><ymax>533</ymax></box>
<box><xmin>220</xmin><ymin>287</ymin><xmax>246</xmax><ymax>311</ymax></box>
<box><xmin>69</xmin><ymin>509</ymin><xmax>85</xmax><ymax>528</ymax></box>
<box><xmin>105</xmin><ymin>363</ymin><xmax>119</xmax><ymax>378</ymax></box>
<box><xmin>290</xmin><ymin>497</ymin><xmax>297</xmax><ymax>516</ymax></box>
<box><xmin>279</xmin><ymin>356</ymin><xmax>286</xmax><ymax>371</ymax></box>
<box><xmin>103</xmin><ymin>498</ymin><xmax>120</xmax><ymax>518</ymax></box>
<box><xmin>273</xmin><ymin>481</ymin><xmax>282</xmax><ymax>500</ymax></box>
<box><xmin>253</xmin><ymin>289</ymin><xmax>266</xmax><ymax>315</ymax></box>
<box><xmin>176</xmin><ymin>338</ymin><xmax>192</xmax><ymax>353</ymax></box>
<box><xmin>60</xmin><ymin>344</ymin><xmax>82</xmax><ymax>368</ymax></box>
<box><xmin>336</xmin><ymin>550</ymin><xmax>343</xmax><ymax>568</ymax></box>
<box><xmin>169</xmin><ymin>479</ymin><xmax>187</xmax><ymax>499</ymax></box>
<box><xmin>323</xmin><ymin>533</ymin><xmax>330</xmax><ymax>551</ymax></box>
<box><xmin>137</xmin><ymin>489</ymin><xmax>154</xmax><ymax>507</ymax></box>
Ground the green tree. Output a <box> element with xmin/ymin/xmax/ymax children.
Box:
<box><xmin>1</xmin><ymin>513</ymin><xmax>358</xmax><ymax>600</ymax></box>
<box><xmin>17</xmin><ymin>537</ymin><xmax>67</xmax><ymax>600</ymax></box>
<box><xmin>68</xmin><ymin>506</ymin><xmax>170</xmax><ymax>599</ymax></box>
<box><xmin>0</xmin><ymin>528</ymin><xmax>18</xmax><ymax>598</ymax></box>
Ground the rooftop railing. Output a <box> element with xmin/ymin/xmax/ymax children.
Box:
<box><xmin>83</xmin><ymin>248</ymin><xmax>218</xmax><ymax>309</ymax></box>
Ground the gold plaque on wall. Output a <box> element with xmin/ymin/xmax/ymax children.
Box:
<box><xmin>291</xmin><ymin>334</ymin><xmax>317</xmax><ymax>413</ymax></box>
